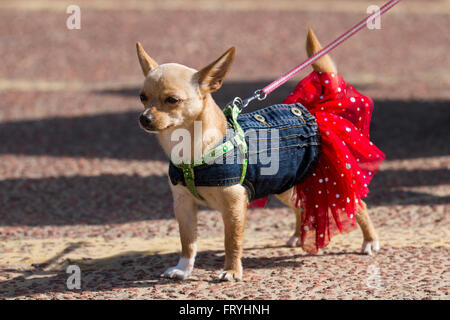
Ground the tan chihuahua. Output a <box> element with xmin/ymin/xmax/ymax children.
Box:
<box><xmin>136</xmin><ymin>28</ymin><xmax>379</xmax><ymax>281</ymax></box>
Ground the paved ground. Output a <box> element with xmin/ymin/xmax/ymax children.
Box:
<box><xmin>0</xmin><ymin>0</ymin><xmax>449</xmax><ymax>299</ymax></box>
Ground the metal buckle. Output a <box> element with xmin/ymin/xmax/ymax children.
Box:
<box><xmin>231</xmin><ymin>97</ymin><xmax>243</xmax><ymax>109</ymax></box>
<box><xmin>229</xmin><ymin>89</ymin><xmax>267</xmax><ymax>111</ymax></box>
<box><xmin>254</xmin><ymin>89</ymin><xmax>267</xmax><ymax>101</ymax></box>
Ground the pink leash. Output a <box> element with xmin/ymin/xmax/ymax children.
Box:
<box><xmin>236</xmin><ymin>0</ymin><xmax>402</xmax><ymax>109</ymax></box>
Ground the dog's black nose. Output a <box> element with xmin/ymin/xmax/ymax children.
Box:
<box><xmin>139</xmin><ymin>113</ymin><xmax>154</xmax><ymax>129</ymax></box>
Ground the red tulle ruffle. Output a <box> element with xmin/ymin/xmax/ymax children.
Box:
<box><xmin>248</xmin><ymin>71</ymin><xmax>385</xmax><ymax>253</ymax></box>
<box><xmin>283</xmin><ymin>71</ymin><xmax>385</xmax><ymax>253</ymax></box>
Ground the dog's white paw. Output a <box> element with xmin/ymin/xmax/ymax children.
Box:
<box><xmin>218</xmin><ymin>271</ymin><xmax>233</xmax><ymax>281</ymax></box>
<box><xmin>361</xmin><ymin>240</ymin><xmax>380</xmax><ymax>255</ymax></box>
<box><xmin>217</xmin><ymin>270</ymin><xmax>242</xmax><ymax>281</ymax></box>
<box><xmin>286</xmin><ymin>235</ymin><xmax>301</xmax><ymax>247</ymax></box>
<box><xmin>163</xmin><ymin>266</ymin><xmax>191</xmax><ymax>280</ymax></box>
<box><xmin>162</xmin><ymin>256</ymin><xmax>195</xmax><ymax>280</ymax></box>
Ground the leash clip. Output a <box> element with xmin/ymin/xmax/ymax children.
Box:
<box><xmin>230</xmin><ymin>96</ymin><xmax>244</xmax><ymax>109</ymax></box>
<box><xmin>231</xmin><ymin>89</ymin><xmax>267</xmax><ymax>110</ymax></box>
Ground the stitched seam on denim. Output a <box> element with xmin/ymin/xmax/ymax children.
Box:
<box><xmin>244</xmin><ymin>114</ymin><xmax>313</xmax><ymax>121</ymax></box>
<box><xmin>249</xmin><ymin>142</ymin><xmax>320</xmax><ymax>154</ymax></box>
<box><xmin>196</xmin><ymin>176</ymin><xmax>241</xmax><ymax>183</ymax></box>
<box><xmin>246</xmin><ymin>104</ymin><xmax>313</xmax><ymax>115</ymax></box>
<box><xmin>241</xmin><ymin>118</ymin><xmax>298</xmax><ymax>128</ymax></box>
<box><xmin>240</xmin><ymin>105</ymin><xmax>311</xmax><ymax>117</ymax></box>
<box><xmin>243</xmin><ymin>114</ymin><xmax>314</xmax><ymax>122</ymax></box>
<box><xmin>278</xmin><ymin>124</ymin><xmax>309</xmax><ymax>131</ymax></box>
<box><xmin>266</xmin><ymin>119</ymin><xmax>304</xmax><ymax>125</ymax></box>
<box><xmin>240</xmin><ymin>114</ymin><xmax>316</xmax><ymax>130</ymax></box>
<box><xmin>246</xmin><ymin>131</ymin><xmax>318</xmax><ymax>141</ymax></box>
<box><xmin>248</xmin><ymin>107</ymin><xmax>292</xmax><ymax>115</ymax></box>
<box><xmin>246</xmin><ymin>125</ymin><xmax>312</xmax><ymax>132</ymax></box>
<box><xmin>241</xmin><ymin>123</ymin><xmax>308</xmax><ymax>131</ymax></box>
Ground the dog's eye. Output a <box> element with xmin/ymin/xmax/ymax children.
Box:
<box><xmin>165</xmin><ymin>96</ymin><xmax>179</xmax><ymax>104</ymax></box>
<box><xmin>139</xmin><ymin>93</ymin><xmax>147</xmax><ymax>102</ymax></box>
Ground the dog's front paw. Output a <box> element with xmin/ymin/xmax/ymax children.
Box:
<box><xmin>361</xmin><ymin>240</ymin><xmax>380</xmax><ymax>255</ymax></box>
<box><xmin>286</xmin><ymin>235</ymin><xmax>301</xmax><ymax>247</ymax></box>
<box><xmin>163</xmin><ymin>266</ymin><xmax>191</xmax><ymax>280</ymax></box>
<box><xmin>217</xmin><ymin>269</ymin><xmax>242</xmax><ymax>281</ymax></box>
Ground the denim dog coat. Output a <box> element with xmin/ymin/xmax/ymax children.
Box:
<box><xmin>169</xmin><ymin>103</ymin><xmax>320</xmax><ymax>201</ymax></box>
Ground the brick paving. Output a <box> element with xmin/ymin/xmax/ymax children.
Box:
<box><xmin>0</xmin><ymin>1</ymin><xmax>448</xmax><ymax>299</ymax></box>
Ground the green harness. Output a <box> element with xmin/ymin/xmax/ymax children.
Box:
<box><xmin>171</xmin><ymin>102</ymin><xmax>248</xmax><ymax>200</ymax></box>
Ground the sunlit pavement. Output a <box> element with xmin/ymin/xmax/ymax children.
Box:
<box><xmin>0</xmin><ymin>1</ymin><xmax>448</xmax><ymax>299</ymax></box>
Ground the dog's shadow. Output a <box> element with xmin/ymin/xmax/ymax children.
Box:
<box><xmin>0</xmin><ymin>244</ymin><xmax>359</xmax><ymax>298</ymax></box>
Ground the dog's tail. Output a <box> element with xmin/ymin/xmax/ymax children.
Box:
<box><xmin>306</xmin><ymin>27</ymin><xmax>337</xmax><ymax>73</ymax></box>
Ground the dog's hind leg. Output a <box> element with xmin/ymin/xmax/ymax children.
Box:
<box><xmin>272</xmin><ymin>28</ymin><xmax>338</xmax><ymax>249</ymax></box>
<box><xmin>286</xmin><ymin>207</ymin><xmax>302</xmax><ymax>247</ymax></box>
<box><xmin>356</xmin><ymin>200</ymin><xmax>380</xmax><ymax>255</ymax></box>
<box><xmin>275</xmin><ymin>188</ymin><xmax>302</xmax><ymax>247</ymax></box>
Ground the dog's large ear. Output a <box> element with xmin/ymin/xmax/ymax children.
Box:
<box><xmin>196</xmin><ymin>47</ymin><xmax>235</xmax><ymax>93</ymax></box>
<box><xmin>136</xmin><ymin>42</ymin><xmax>159</xmax><ymax>76</ymax></box>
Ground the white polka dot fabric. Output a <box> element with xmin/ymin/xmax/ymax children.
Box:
<box><xmin>283</xmin><ymin>71</ymin><xmax>385</xmax><ymax>253</ymax></box>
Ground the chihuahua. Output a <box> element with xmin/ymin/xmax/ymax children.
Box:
<box><xmin>136</xmin><ymin>28</ymin><xmax>379</xmax><ymax>281</ymax></box>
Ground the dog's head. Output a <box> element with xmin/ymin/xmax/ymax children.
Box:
<box><xmin>136</xmin><ymin>42</ymin><xmax>235</xmax><ymax>133</ymax></box>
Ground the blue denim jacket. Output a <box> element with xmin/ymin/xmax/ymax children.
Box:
<box><xmin>169</xmin><ymin>103</ymin><xmax>320</xmax><ymax>201</ymax></box>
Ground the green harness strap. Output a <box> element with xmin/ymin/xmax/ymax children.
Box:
<box><xmin>172</xmin><ymin>103</ymin><xmax>248</xmax><ymax>201</ymax></box>
<box><xmin>223</xmin><ymin>103</ymin><xmax>248</xmax><ymax>185</ymax></box>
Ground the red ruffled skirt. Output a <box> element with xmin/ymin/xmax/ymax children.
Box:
<box><xmin>251</xmin><ymin>71</ymin><xmax>385</xmax><ymax>253</ymax></box>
